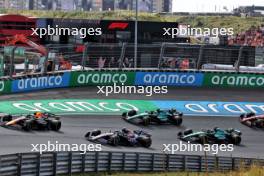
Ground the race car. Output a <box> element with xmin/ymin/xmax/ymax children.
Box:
<box><xmin>122</xmin><ymin>108</ymin><xmax>183</xmax><ymax>126</ymax></box>
<box><xmin>85</xmin><ymin>128</ymin><xmax>152</xmax><ymax>148</ymax></box>
<box><xmin>240</xmin><ymin>112</ymin><xmax>264</xmax><ymax>128</ymax></box>
<box><xmin>0</xmin><ymin>112</ymin><xmax>61</xmax><ymax>131</ymax></box>
<box><xmin>178</xmin><ymin>127</ymin><xmax>242</xmax><ymax>145</ymax></box>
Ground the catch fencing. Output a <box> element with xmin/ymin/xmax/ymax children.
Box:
<box><xmin>0</xmin><ymin>43</ymin><xmax>258</xmax><ymax>77</ymax></box>
<box><xmin>0</xmin><ymin>151</ymin><xmax>263</xmax><ymax>176</ymax></box>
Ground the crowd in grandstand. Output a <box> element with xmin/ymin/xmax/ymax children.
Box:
<box><xmin>229</xmin><ymin>25</ymin><xmax>264</xmax><ymax>47</ymax></box>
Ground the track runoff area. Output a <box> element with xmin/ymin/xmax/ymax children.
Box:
<box><xmin>0</xmin><ymin>87</ymin><xmax>264</xmax><ymax>158</ymax></box>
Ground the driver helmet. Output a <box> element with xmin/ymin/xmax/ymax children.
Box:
<box><xmin>35</xmin><ymin>112</ymin><xmax>43</xmax><ymax>118</ymax></box>
<box><xmin>227</xmin><ymin>128</ymin><xmax>234</xmax><ymax>132</ymax></box>
<box><xmin>122</xmin><ymin>127</ymin><xmax>129</xmax><ymax>133</ymax></box>
<box><xmin>171</xmin><ymin>108</ymin><xmax>176</xmax><ymax>112</ymax></box>
<box><xmin>214</xmin><ymin>127</ymin><xmax>220</xmax><ymax>131</ymax></box>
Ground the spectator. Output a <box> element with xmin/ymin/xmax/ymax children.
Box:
<box><xmin>59</xmin><ymin>53</ymin><xmax>72</xmax><ymax>70</ymax></box>
<box><xmin>47</xmin><ymin>60</ymin><xmax>53</xmax><ymax>72</ymax></box>
<box><xmin>98</xmin><ymin>57</ymin><xmax>106</xmax><ymax>69</ymax></box>
<box><xmin>229</xmin><ymin>25</ymin><xmax>264</xmax><ymax>47</ymax></box>
<box><xmin>108</xmin><ymin>57</ymin><xmax>118</xmax><ymax>68</ymax></box>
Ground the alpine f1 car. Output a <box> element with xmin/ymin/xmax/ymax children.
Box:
<box><xmin>85</xmin><ymin>128</ymin><xmax>152</xmax><ymax>148</ymax></box>
<box><xmin>122</xmin><ymin>108</ymin><xmax>183</xmax><ymax>126</ymax></box>
<box><xmin>0</xmin><ymin>112</ymin><xmax>61</xmax><ymax>131</ymax></box>
<box><xmin>240</xmin><ymin>112</ymin><xmax>264</xmax><ymax>128</ymax></box>
<box><xmin>178</xmin><ymin>127</ymin><xmax>242</xmax><ymax>145</ymax></box>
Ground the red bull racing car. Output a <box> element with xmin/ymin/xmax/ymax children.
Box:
<box><xmin>0</xmin><ymin>112</ymin><xmax>61</xmax><ymax>131</ymax></box>
<box><xmin>240</xmin><ymin>112</ymin><xmax>264</xmax><ymax>128</ymax></box>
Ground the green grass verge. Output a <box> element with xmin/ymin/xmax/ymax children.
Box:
<box><xmin>0</xmin><ymin>9</ymin><xmax>264</xmax><ymax>34</ymax></box>
<box><xmin>62</xmin><ymin>165</ymin><xmax>264</xmax><ymax>176</ymax></box>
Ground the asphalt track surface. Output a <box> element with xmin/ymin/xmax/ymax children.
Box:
<box><xmin>0</xmin><ymin>87</ymin><xmax>264</xmax><ymax>158</ymax></box>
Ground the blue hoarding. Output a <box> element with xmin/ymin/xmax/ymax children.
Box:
<box><xmin>152</xmin><ymin>100</ymin><xmax>264</xmax><ymax>117</ymax></box>
<box><xmin>12</xmin><ymin>73</ymin><xmax>70</xmax><ymax>92</ymax></box>
<box><xmin>135</xmin><ymin>72</ymin><xmax>204</xmax><ymax>86</ymax></box>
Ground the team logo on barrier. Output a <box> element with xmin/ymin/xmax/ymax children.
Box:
<box><xmin>70</xmin><ymin>72</ymin><xmax>135</xmax><ymax>86</ymax></box>
<box><xmin>12</xmin><ymin>73</ymin><xmax>70</xmax><ymax>92</ymax></box>
<box><xmin>204</xmin><ymin>73</ymin><xmax>264</xmax><ymax>87</ymax></box>
<box><xmin>77</xmin><ymin>73</ymin><xmax>128</xmax><ymax>84</ymax></box>
<box><xmin>211</xmin><ymin>75</ymin><xmax>264</xmax><ymax>86</ymax></box>
<box><xmin>135</xmin><ymin>72</ymin><xmax>204</xmax><ymax>86</ymax></box>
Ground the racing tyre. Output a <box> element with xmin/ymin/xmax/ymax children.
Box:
<box><xmin>178</xmin><ymin>132</ymin><xmax>183</xmax><ymax>137</ymax></box>
<box><xmin>142</xmin><ymin>118</ymin><xmax>151</xmax><ymax>126</ymax></box>
<box><xmin>22</xmin><ymin>120</ymin><xmax>32</xmax><ymax>131</ymax></box>
<box><xmin>255</xmin><ymin>120</ymin><xmax>264</xmax><ymax>128</ymax></box>
<box><xmin>2</xmin><ymin>115</ymin><xmax>12</xmax><ymax>122</ymax></box>
<box><xmin>49</xmin><ymin>120</ymin><xmax>61</xmax><ymax>131</ymax></box>
<box><xmin>183</xmin><ymin>129</ymin><xmax>193</xmax><ymax>135</ymax></box>
<box><xmin>128</xmin><ymin>110</ymin><xmax>137</xmax><ymax>117</ymax></box>
<box><xmin>137</xmin><ymin>136</ymin><xmax>152</xmax><ymax>148</ymax></box>
<box><xmin>108</xmin><ymin>136</ymin><xmax>119</xmax><ymax>146</ymax></box>
<box><xmin>122</xmin><ymin>112</ymin><xmax>127</xmax><ymax>117</ymax></box>
<box><xmin>199</xmin><ymin>135</ymin><xmax>208</xmax><ymax>144</ymax></box>
<box><xmin>169</xmin><ymin>116</ymin><xmax>183</xmax><ymax>126</ymax></box>
<box><xmin>240</xmin><ymin>114</ymin><xmax>246</xmax><ymax>119</ymax></box>
<box><xmin>231</xmin><ymin>134</ymin><xmax>241</xmax><ymax>145</ymax></box>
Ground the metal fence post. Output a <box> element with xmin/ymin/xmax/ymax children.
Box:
<box><xmin>36</xmin><ymin>153</ymin><xmax>41</xmax><ymax>176</ymax></box>
<box><xmin>68</xmin><ymin>152</ymin><xmax>72</xmax><ymax>175</ymax></box>
<box><xmin>81</xmin><ymin>153</ymin><xmax>86</xmax><ymax>173</ymax></box>
<box><xmin>199</xmin><ymin>156</ymin><xmax>202</xmax><ymax>172</ymax></box>
<box><xmin>158</xmin><ymin>43</ymin><xmax>166</xmax><ymax>69</ymax></box>
<box><xmin>235</xmin><ymin>46</ymin><xmax>244</xmax><ymax>72</ymax></box>
<box><xmin>183</xmin><ymin>155</ymin><xmax>187</xmax><ymax>171</ymax></box>
<box><xmin>53</xmin><ymin>152</ymin><xmax>57</xmax><ymax>175</ymax></box>
<box><xmin>119</xmin><ymin>43</ymin><xmax>127</xmax><ymax>69</ymax></box>
<box><xmin>215</xmin><ymin>156</ymin><xmax>219</xmax><ymax>172</ymax></box>
<box><xmin>232</xmin><ymin>158</ymin><xmax>236</xmax><ymax>170</ymax></box>
<box><xmin>43</xmin><ymin>52</ymin><xmax>49</xmax><ymax>74</ymax></box>
<box><xmin>151</xmin><ymin>153</ymin><xmax>155</xmax><ymax>171</ymax></box>
<box><xmin>166</xmin><ymin>154</ymin><xmax>170</xmax><ymax>171</ymax></box>
<box><xmin>95</xmin><ymin>152</ymin><xmax>99</xmax><ymax>173</ymax></box>
<box><xmin>136</xmin><ymin>153</ymin><xmax>139</xmax><ymax>171</ymax></box>
<box><xmin>197</xmin><ymin>45</ymin><xmax>204</xmax><ymax>70</ymax></box>
<box><xmin>17</xmin><ymin>153</ymin><xmax>22</xmax><ymax>176</ymax></box>
<box><xmin>122</xmin><ymin>153</ymin><xmax>126</xmax><ymax>171</ymax></box>
<box><xmin>81</xmin><ymin>43</ymin><xmax>88</xmax><ymax>70</ymax></box>
<box><xmin>10</xmin><ymin>46</ymin><xmax>18</xmax><ymax>77</ymax></box>
<box><xmin>108</xmin><ymin>152</ymin><xmax>112</xmax><ymax>173</ymax></box>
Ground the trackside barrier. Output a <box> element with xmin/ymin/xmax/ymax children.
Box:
<box><xmin>0</xmin><ymin>151</ymin><xmax>263</xmax><ymax>176</ymax></box>
<box><xmin>1</xmin><ymin>69</ymin><xmax>264</xmax><ymax>95</ymax></box>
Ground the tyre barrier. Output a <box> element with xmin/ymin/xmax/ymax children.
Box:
<box><xmin>0</xmin><ymin>151</ymin><xmax>263</xmax><ymax>176</ymax></box>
